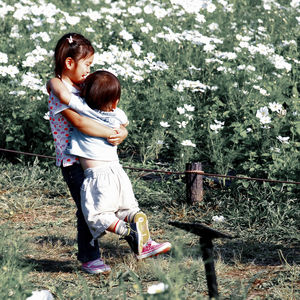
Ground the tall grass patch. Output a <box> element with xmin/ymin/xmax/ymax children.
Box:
<box><xmin>0</xmin><ymin>0</ymin><xmax>299</xmax><ymax>299</ymax></box>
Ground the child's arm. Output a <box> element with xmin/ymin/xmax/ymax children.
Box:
<box><xmin>47</xmin><ymin>78</ymin><xmax>128</xmax><ymax>144</ymax></box>
<box><xmin>47</xmin><ymin>78</ymin><xmax>72</xmax><ymax>105</ymax></box>
<box><xmin>62</xmin><ymin>109</ymin><xmax>115</xmax><ymax>138</ymax></box>
<box><xmin>47</xmin><ymin>78</ymin><xmax>119</xmax><ymax>141</ymax></box>
<box><xmin>108</xmin><ymin>125</ymin><xmax>128</xmax><ymax>145</ymax></box>
<box><xmin>107</xmin><ymin>109</ymin><xmax>129</xmax><ymax>144</ymax></box>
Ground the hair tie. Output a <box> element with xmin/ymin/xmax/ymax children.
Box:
<box><xmin>67</xmin><ymin>36</ymin><xmax>73</xmax><ymax>44</ymax></box>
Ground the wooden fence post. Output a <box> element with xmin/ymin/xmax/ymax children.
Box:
<box><xmin>186</xmin><ymin>162</ymin><xmax>204</xmax><ymax>203</ymax></box>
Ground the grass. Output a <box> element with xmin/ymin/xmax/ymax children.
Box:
<box><xmin>0</xmin><ymin>158</ymin><xmax>299</xmax><ymax>299</ymax></box>
<box><xmin>0</xmin><ymin>0</ymin><xmax>299</xmax><ymax>298</ymax></box>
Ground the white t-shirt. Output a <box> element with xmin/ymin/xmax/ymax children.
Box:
<box><xmin>65</xmin><ymin>94</ymin><xmax>128</xmax><ymax>161</ymax></box>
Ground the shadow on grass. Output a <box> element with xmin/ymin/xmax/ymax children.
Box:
<box><xmin>26</xmin><ymin>235</ymin><xmax>133</xmax><ymax>273</ymax></box>
<box><xmin>179</xmin><ymin>238</ymin><xmax>300</xmax><ymax>266</ymax></box>
<box><xmin>24</xmin><ymin>257</ymin><xmax>76</xmax><ymax>273</ymax></box>
<box><xmin>218</xmin><ymin>239</ymin><xmax>300</xmax><ymax>266</ymax></box>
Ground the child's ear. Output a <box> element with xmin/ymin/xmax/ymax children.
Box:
<box><xmin>65</xmin><ymin>57</ymin><xmax>74</xmax><ymax>70</ymax></box>
<box><xmin>112</xmin><ymin>98</ymin><xmax>119</xmax><ymax>109</ymax></box>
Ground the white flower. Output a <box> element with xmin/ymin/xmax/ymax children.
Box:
<box><xmin>160</xmin><ymin>121</ymin><xmax>170</xmax><ymax>128</ymax></box>
<box><xmin>216</xmin><ymin>51</ymin><xmax>237</xmax><ymax>60</ymax></box>
<box><xmin>43</xmin><ymin>111</ymin><xmax>50</xmax><ymax>120</ymax></box>
<box><xmin>144</xmin><ymin>4</ymin><xmax>154</xmax><ymax>14</ymax></box>
<box><xmin>10</xmin><ymin>25</ymin><xmax>21</xmax><ymax>38</ymax></box>
<box><xmin>279</xmin><ymin>109</ymin><xmax>286</xmax><ymax>116</ymax></box>
<box><xmin>119</xmin><ymin>29</ymin><xmax>133</xmax><ymax>41</ymax></box>
<box><xmin>153</xmin><ymin>7</ymin><xmax>169</xmax><ymax>19</ymax></box>
<box><xmin>277</xmin><ymin>136</ymin><xmax>290</xmax><ymax>144</ymax></box>
<box><xmin>177</xmin><ymin>121</ymin><xmax>188</xmax><ymax>128</ymax></box>
<box><xmin>86</xmin><ymin>27</ymin><xmax>95</xmax><ymax>33</ymax></box>
<box><xmin>0</xmin><ymin>52</ymin><xmax>8</xmax><ymax>63</ymax></box>
<box><xmin>146</xmin><ymin>52</ymin><xmax>156</xmax><ymax>62</ymax></box>
<box><xmin>40</xmin><ymin>32</ymin><xmax>51</xmax><ymax>43</ymax></box>
<box><xmin>144</xmin><ymin>23</ymin><xmax>153</xmax><ymax>32</ymax></box>
<box><xmin>210</xmin><ymin>120</ymin><xmax>224</xmax><ymax>133</ymax></box>
<box><xmin>253</xmin><ymin>85</ymin><xmax>269</xmax><ymax>96</ymax></box>
<box><xmin>173</xmin><ymin>83</ymin><xmax>184</xmax><ymax>92</ymax></box>
<box><xmin>0</xmin><ymin>65</ymin><xmax>19</xmax><ymax>78</ymax></box>
<box><xmin>208</xmin><ymin>23</ymin><xmax>219</xmax><ymax>31</ymax></box>
<box><xmin>136</xmin><ymin>18</ymin><xmax>144</xmax><ymax>24</ymax></box>
<box><xmin>128</xmin><ymin>6</ymin><xmax>142</xmax><ymax>15</ymax></box>
<box><xmin>212</xmin><ymin>215</ymin><xmax>225</xmax><ymax>223</ymax></box>
<box><xmin>246</xmin><ymin>65</ymin><xmax>256</xmax><ymax>72</ymax></box>
<box><xmin>181</xmin><ymin>140</ymin><xmax>196</xmax><ymax>147</ymax></box>
<box><xmin>185</xmin><ymin>114</ymin><xmax>194</xmax><ymax>120</ymax></box>
<box><xmin>132</xmin><ymin>42</ymin><xmax>142</xmax><ymax>57</ymax></box>
<box><xmin>93</xmin><ymin>51</ymin><xmax>116</xmax><ymax>65</ymax></box>
<box><xmin>46</xmin><ymin>16</ymin><xmax>55</xmax><ymax>24</ymax></box>
<box><xmin>65</xmin><ymin>15</ymin><xmax>80</xmax><ymax>25</ymax></box>
<box><xmin>256</xmin><ymin>107</ymin><xmax>271</xmax><ymax>124</ymax></box>
<box><xmin>174</xmin><ymin>79</ymin><xmax>210</xmax><ymax>93</ymax></box>
<box><xmin>270</xmin><ymin>147</ymin><xmax>281</xmax><ymax>153</ymax></box>
<box><xmin>290</xmin><ymin>0</ymin><xmax>299</xmax><ymax>8</ymax></box>
<box><xmin>147</xmin><ymin>283</ymin><xmax>168</xmax><ymax>295</ymax></box>
<box><xmin>21</xmin><ymin>72</ymin><xmax>43</xmax><ymax>90</ymax></box>
<box><xmin>177</xmin><ymin>107</ymin><xmax>185</xmax><ymax>114</ymax></box>
<box><xmin>171</xmin><ymin>0</ymin><xmax>207</xmax><ymax>13</ymax></box>
<box><xmin>196</xmin><ymin>14</ymin><xmax>206</xmax><ymax>23</ymax></box>
<box><xmin>203</xmin><ymin>43</ymin><xmax>216</xmax><ymax>52</ymax></box>
<box><xmin>268</xmin><ymin>102</ymin><xmax>283</xmax><ymax>113</ymax></box>
<box><xmin>269</xmin><ymin>54</ymin><xmax>291</xmax><ymax>72</ymax></box>
<box><xmin>259</xmin><ymin>115</ymin><xmax>271</xmax><ymax>124</ymax></box>
<box><xmin>149</xmin><ymin>61</ymin><xmax>169</xmax><ymax>71</ymax></box>
<box><xmin>210</xmin><ymin>124</ymin><xmax>221</xmax><ymax>132</ymax></box>
<box><xmin>206</xmin><ymin>3</ymin><xmax>216</xmax><ymax>12</ymax></box>
<box><xmin>30</xmin><ymin>32</ymin><xmax>51</xmax><ymax>42</ymax></box>
<box><xmin>259</xmin><ymin>88</ymin><xmax>269</xmax><ymax>96</ymax></box>
<box><xmin>82</xmin><ymin>9</ymin><xmax>101</xmax><ymax>21</ymax></box>
<box><xmin>141</xmin><ymin>26</ymin><xmax>149</xmax><ymax>33</ymax></box>
<box><xmin>184</xmin><ymin>104</ymin><xmax>195</xmax><ymax>111</ymax></box>
<box><xmin>0</xmin><ymin>3</ymin><xmax>14</xmax><ymax>19</ymax></box>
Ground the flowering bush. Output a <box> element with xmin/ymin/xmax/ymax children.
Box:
<box><xmin>0</xmin><ymin>0</ymin><xmax>299</xmax><ymax>182</ymax></box>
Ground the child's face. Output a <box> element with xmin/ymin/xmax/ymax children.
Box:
<box><xmin>71</xmin><ymin>54</ymin><xmax>94</xmax><ymax>84</ymax></box>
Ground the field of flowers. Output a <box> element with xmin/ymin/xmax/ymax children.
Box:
<box><xmin>0</xmin><ymin>1</ymin><xmax>299</xmax><ymax>299</ymax></box>
<box><xmin>0</xmin><ymin>0</ymin><xmax>299</xmax><ymax>182</ymax></box>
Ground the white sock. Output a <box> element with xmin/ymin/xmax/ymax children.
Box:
<box><xmin>113</xmin><ymin>220</ymin><xmax>129</xmax><ymax>236</ymax></box>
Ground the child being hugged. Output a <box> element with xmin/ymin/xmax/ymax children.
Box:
<box><xmin>48</xmin><ymin>70</ymin><xmax>172</xmax><ymax>261</ymax></box>
<box><xmin>48</xmin><ymin>32</ymin><xmax>128</xmax><ymax>274</ymax></box>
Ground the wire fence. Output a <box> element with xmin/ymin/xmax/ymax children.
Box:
<box><xmin>0</xmin><ymin>147</ymin><xmax>299</xmax><ymax>185</ymax></box>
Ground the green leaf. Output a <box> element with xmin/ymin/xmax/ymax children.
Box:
<box><xmin>242</xmin><ymin>181</ymin><xmax>249</xmax><ymax>188</ymax></box>
<box><xmin>295</xmin><ymin>121</ymin><xmax>300</xmax><ymax>135</ymax></box>
<box><xmin>5</xmin><ymin>136</ymin><xmax>14</xmax><ymax>142</ymax></box>
<box><xmin>240</xmin><ymin>130</ymin><xmax>247</xmax><ymax>138</ymax></box>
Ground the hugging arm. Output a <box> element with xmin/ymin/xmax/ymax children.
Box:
<box><xmin>47</xmin><ymin>78</ymin><xmax>127</xmax><ymax>144</ymax></box>
<box><xmin>107</xmin><ymin>125</ymin><xmax>128</xmax><ymax>145</ymax></box>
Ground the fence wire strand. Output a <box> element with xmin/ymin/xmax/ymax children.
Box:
<box><xmin>0</xmin><ymin>148</ymin><xmax>299</xmax><ymax>185</ymax></box>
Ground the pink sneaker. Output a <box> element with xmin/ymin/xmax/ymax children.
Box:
<box><xmin>82</xmin><ymin>258</ymin><xmax>111</xmax><ymax>274</ymax></box>
<box><xmin>136</xmin><ymin>239</ymin><xmax>171</xmax><ymax>260</ymax></box>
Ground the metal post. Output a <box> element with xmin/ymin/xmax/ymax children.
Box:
<box><xmin>169</xmin><ymin>221</ymin><xmax>234</xmax><ymax>299</ymax></box>
<box><xmin>200</xmin><ymin>238</ymin><xmax>219</xmax><ymax>299</ymax></box>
